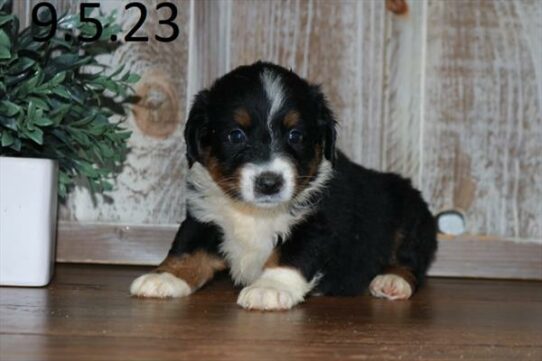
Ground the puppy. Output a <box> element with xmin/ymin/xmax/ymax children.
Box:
<box><xmin>130</xmin><ymin>62</ymin><xmax>437</xmax><ymax>310</ymax></box>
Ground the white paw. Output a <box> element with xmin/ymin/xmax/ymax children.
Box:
<box><xmin>369</xmin><ymin>274</ymin><xmax>413</xmax><ymax>300</ymax></box>
<box><xmin>237</xmin><ymin>268</ymin><xmax>310</xmax><ymax>311</ymax></box>
<box><xmin>130</xmin><ymin>272</ymin><xmax>192</xmax><ymax>298</ymax></box>
<box><xmin>237</xmin><ymin>285</ymin><xmax>299</xmax><ymax>310</ymax></box>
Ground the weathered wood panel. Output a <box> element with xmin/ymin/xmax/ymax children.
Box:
<box><xmin>189</xmin><ymin>0</ymin><xmax>231</xmax><ymax>92</ymax></box>
<box><xmin>193</xmin><ymin>0</ymin><xmax>388</xmax><ymax>168</ymax></box>
<box><xmin>381</xmin><ymin>0</ymin><xmax>426</xmax><ymax>185</ymax></box>
<box><xmin>55</xmin><ymin>222</ymin><xmax>542</xmax><ymax>280</ymax></box>
<box><xmin>56</xmin><ymin>221</ymin><xmax>173</xmax><ymax>265</ymax></box>
<box><xmin>55</xmin><ymin>0</ymin><xmax>190</xmax><ymax>224</ymax></box>
<box><xmin>13</xmin><ymin>0</ymin><xmax>542</xmax><ymax>273</ymax></box>
<box><xmin>14</xmin><ymin>0</ymin><xmax>192</xmax><ymax>225</ymax></box>
<box><xmin>422</xmin><ymin>0</ymin><xmax>542</xmax><ymax>239</ymax></box>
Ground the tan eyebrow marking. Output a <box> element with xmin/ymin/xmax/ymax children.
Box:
<box><xmin>233</xmin><ymin>108</ymin><xmax>252</xmax><ymax>127</ymax></box>
<box><xmin>283</xmin><ymin>110</ymin><xmax>300</xmax><ymax>128</ymax></box>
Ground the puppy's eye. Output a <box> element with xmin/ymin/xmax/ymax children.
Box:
<box><xmin>228</xmin><ymin>129</ymin><xmax>247</xmax><ymax>144</ymax></box>
<box><xmin>288</xmin><ymin>129</ymin><xmax>303</xmax><ymax>144</ymax></box>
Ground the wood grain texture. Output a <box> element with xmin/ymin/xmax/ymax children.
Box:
<box><xmin>1</xmin><ymin>264</ymin><xmax>541</xmax><ymax>361</ymax></box>
<box><xmin>381</xmin><ymin>0</ymin><xmax>427</xmax><ymax>185</ymax></box>
<box><xmin>194</xmin><ymin>0</ymin><xmax>388</xmax><ymax>168</ymax></box>
<box><xmin>57</xmin><ymin>0</ymin><xmax>191</xmax><ymax>225</ymax></box>
<box><xmin>195</xmin><ymin>0</ymin><xmax>542</xmax><ymax>240</ymax></box>
<box><xmin>55</xmin><ymin>221</ymin><xmax>173</xmax><ymax>265</ymax></box>
<box><xmin>422</xmin><ymin>0</ymin><xmax>542</xmax><ymax>239</ymax></box>
<box><xmin>189</xmin><ymin>0</ymin><xmax>232</xmax><ymax>92</ymax></box>
<box><xmin>55</xmin><ymin>222</ymin><xmax>542</xmax><ymax>280</ymax></box>
<box><xmin>12</xmin><ymin>0</ymin><xmax>542</xmax><ymax>260</ymax></box>
<box><xmin>432</xmin><ymin>234</ymin><xmax>542</xmax><ymax>279</ymax></box>
<box><xmin>12</xmin><ymin>0</ymin><xmax>191</xmax><ymax>225</ymax></box>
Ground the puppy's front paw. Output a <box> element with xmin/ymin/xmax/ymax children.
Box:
<box><xmin>369</xmin><ymin>274</ymin><xmax>412</xmax><ymax>300</ymax></box>
<box><xmin>130</xmin><ymin>272</ymin><xmax>191</xmax><ymax>298</ymax></box>
<box><xmin>237</xmin><ymin>268</ymin><xmax>311</xmax><ymax>311</ymax></box>
<box><xmin>237</xmin><ymin>285</ymin><xmax>299</xmax><ymax>310</ymax></box>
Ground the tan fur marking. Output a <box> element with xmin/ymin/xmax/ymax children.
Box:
<box><xmin>234</xmin><ymin>108</ymin><xmax>251</xmax><ymax>127</ymax></box>
<box><xmin>263</xmin><ymin>249</ymin><xmax>303</xmax><ymax>277</ymax></box>
<box><xmin>389</xmin><ymin>230</ymin><xmax>405</xmax><ymax>264</ymax></box>
<box><xmin>205</xmin><ymin>155</ymin><xmax>241</xmax><ymax>198</ymax></box>
<box><xmin>283</xmin><ymin>110</ymin><xmax>300</xmax><ymax>128</ymax></box>
<box><xmin>294</xmin><ymin>144</ymin><xmax>323</xmax><ymax>195</ymax></box>
<box><xmin>383</xmin><ymin>265</ymin><xmax>417</xmax><ymax>291</ymax></box>
<box><xmin>156</xmin><ymin>251</ymin><xmax>226</xmax><ymax>289</ymax></box>
<box><xmin>205</xmin><ymin>156</ymin><xmax>223</xmax><ymax>184</ymax></box>
<box><xmin>263</xmin><ymin>249</ymin><xmax>281</xmax><ymax>269</ymax></box>
<box><xmin>307</xmin><ymin>144</ymin><xmax>323</xmax><ymax>178</ymax></box>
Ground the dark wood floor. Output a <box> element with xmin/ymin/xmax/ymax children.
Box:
<box><xmin>1</xmin><ymin>264</ymin><xmax>541</xmax><ymax>361</ymax></box>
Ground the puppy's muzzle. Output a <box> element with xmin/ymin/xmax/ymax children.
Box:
<box><xmin>254</xmin><ymin>172</ymin><xmax>284</xmax><ymax>196</ymax></box>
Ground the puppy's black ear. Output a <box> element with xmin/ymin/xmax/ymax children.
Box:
<box><xmin>184</xmin><ymin>90</ymin><xmax>210</xmax><ymax>166</ymax></box>
<box><xmin>311</xmin><ymin>85</ymin><xmax>337</xmax><ymax>164</ymax></box>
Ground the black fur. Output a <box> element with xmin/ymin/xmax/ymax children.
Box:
<box><xmin>184</xmin><ymin>90</ymin><xmax>209</xmax><ymax>165</ymax></box>
<box><xmin>282</xmin><ymin>152</ymin><xmax>437</xmax><ymax>295</ymax></box>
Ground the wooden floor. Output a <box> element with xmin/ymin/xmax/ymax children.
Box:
<box><xmin>1</xmin><ymin>264</ymin><xmax>541</xmax><ymax>361</ymax></box>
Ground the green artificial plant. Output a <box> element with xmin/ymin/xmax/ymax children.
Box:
<box><xmin>0</xmin><ymin>0</ymin><xmax>139</xmax><ymax>199</ymax></box>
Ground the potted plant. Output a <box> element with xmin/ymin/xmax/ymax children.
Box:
<box><xmin>0</xmin><ymin>2</ymin><xmax>138</xmax><ymax>286</ymax></box>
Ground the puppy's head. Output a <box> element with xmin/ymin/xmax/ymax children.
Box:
<box><xmin>185</xmin><ymin>62</ymin><xmax>336</xmax><ymax>208</ymax></box>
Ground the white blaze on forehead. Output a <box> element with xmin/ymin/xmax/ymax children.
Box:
<box><xmin>260</xmin><ymin>69</ymin><xmax>285</xmax><ymax>129</ymax></box>
<box><xmin>240</xmin><ymin>157</ymin><xmax>295</xmax><ymax>204</ymax></box>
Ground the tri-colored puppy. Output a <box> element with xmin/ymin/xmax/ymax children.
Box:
<box><xmin>130</xmin><ymin>62</ymin><xmax>437</xmax><ymax>310</ymax></box>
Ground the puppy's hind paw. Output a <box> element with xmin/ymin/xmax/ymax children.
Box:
<box><xmin>130</xmin><ymin>272</ymin><xmax>191</xmax><ymax>298</ymax></box>
<box><xmin>369</xmin><ymin>274</ymin><xmax>413</xmax><ymax>300</ymax></box>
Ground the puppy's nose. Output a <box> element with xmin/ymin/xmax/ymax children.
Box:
<box><xmin>255</xmin><ymin>172</ymin><xmax>284</xmax><ymax>195</ymax></box>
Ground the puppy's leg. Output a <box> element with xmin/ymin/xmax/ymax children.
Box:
<box><xmin>237</xmin><ymin>238</ymin><xmax>321</xmax><ymax>311</ymax></box>
<box><xmin>131</xmin><ymin>251</ymin><xmax>226</xmax><ymax>298</ymax></box>
<box><xmin>130</xmin><ymin>213</ymin><xmax>224</xmax><ymax>298</ymax></box>
<box><xmin>371</xmin><ymin>207</ymin><xmax>437</xmax><ymax>301</ymax></box>
<box><xmin>237</xmin><ymin>267</ymin><xmax>312</xmax><ymax>311</ymax></box>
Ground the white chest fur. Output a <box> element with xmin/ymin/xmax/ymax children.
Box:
<box><xmin>214</xmin><ymin>206</ymin><xmax>295</xmax><ymax>285</ymax></box>
<box><xmin>186</xmin><ymin>164</ymin><xmax>300</xmax><ymax>285</ymax></box>
<box><xmin>186</xmin><ymin>161</ymin><xmax>332</xmax><ymax>286</ymax></box>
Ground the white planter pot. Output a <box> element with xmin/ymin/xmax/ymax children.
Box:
<box><xmin>0</xmin><ymin>157</ymin><xmax>58</xmax><ymax>286</ymax></box>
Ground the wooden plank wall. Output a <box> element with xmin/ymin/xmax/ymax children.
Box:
<box><xmin>59</xmin><ymin>0</ymin><xmax>191</xmax><ymax>225</ymax></box>
<box><xmin>422</xmin><ymin>0</ymin><xmax>542</xmax><ymax>240</ymax></box>
<box><xmin>191</xmin><ymin>0</ymin><xmax>542</xmax><ymax>241</ymax></box>
<box><xmin>55</xmin><ymin>221</ymin><xmax>542</xmax><ymax>279</ymax></box>
<box><xmin>193</xmin><ymin>0</ymin><xmax>389</xmax><ymax>170</ymax></box>
<box><xmin>14</xmin><ymin>0</ymin><xmax>191</xmax><ymax>225</ymax></box>
<box><xmin>11</xmin><ymin>0</ymin><xmax>542</xmax><ymax>277</ymax></box>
